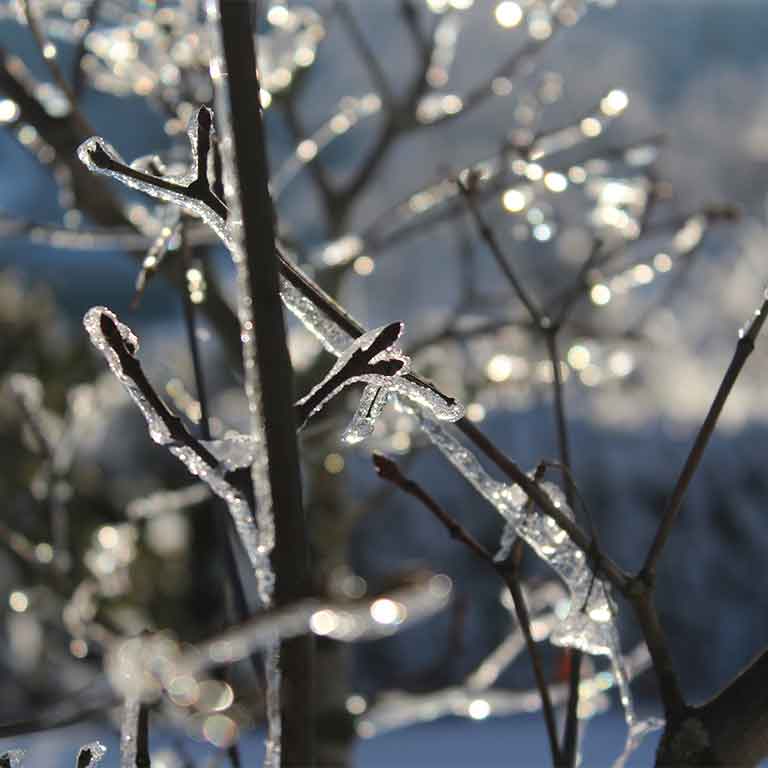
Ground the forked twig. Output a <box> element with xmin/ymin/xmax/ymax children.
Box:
<box><xmin>373</xmin><ymin>453</ymin><xmax>562</xmax><ymax>766</ymax></box>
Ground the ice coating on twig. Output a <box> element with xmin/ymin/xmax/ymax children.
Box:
<box><xmin>296</xmin><ymin>323</ymin><xmax>408</xmax><ymax>425</ymax></box>
<box><xmin>76</xmin><ymin>743</ymin><xmax>107</xmax><ymax>767</ymax></box>
<box><xmin>75</xmin><ymin>98</ymin><xmax>650</xmax><ymax>758</ymax></box>
<box><xmin>205</xmin><ymin>3</ymin><xmax>282</xmax><ymax>764</ymax></box>
<box><xmin>180</xmin><ymin>573</ymin><xmax>452</xmax><ymax>677</ymax></box>
<box><xmin>360</xmin><ymin>639</ymin><xmax>655</xmax><ymax>738</ymax></box>
<box><xmin>119</xmin><ymin>696</ymin><xmax>140</xmax><ymax>768</ymax></box>
<box><xmin>126</xmin><ymin>484</ymin><xmax>209</xmax><ymax>520</ymax></box>
<box><xmin>83</xmin><ymin>306</ymin><xmax>272</xmax><ymax>602</ymax></box>
<box><xmin>297</xmin><ymin>322</ymin><xmax>463</xmax><ymax>438</ymax></box>
<box><xmin>342</xmin><ymin>385</ymin><xmax>389</xmax><ymax>444</ymax></box>
<box><xmin>417</xmin><ymin>415</ymin><xmax>661</xmax><ymax>763</ymax></box>
<box><xmin>418</xmin><ymin>415</ymin><xmax>611</xmax><ymax>652</ymax></box>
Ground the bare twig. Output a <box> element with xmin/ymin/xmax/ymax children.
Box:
<box><xmin>641</xmin><ymin>289</ymin><xmax>768</xmax><ymax>583</ymax></box>
<box><xmin>19</xmin><ymin>0</ymin><xmax>94</xmax><ymax>135</ymax></box>
<box><xmin>372</xmin><ymin>453</ymin><xmax>562</xmax><ymax>766</ymax></box>
<box><xmin>457</xmin><ymin>174</ymin><xmax>543</xmax><ymax>326</ymax></box>
<box><xmin>136</xmin><ymin>703</ymin><xmax>151</xmax><ymax>768</ymax></box>
<box><xmin>218</xmin><ymin>3</ymin><xmax>314</xmax><ymax>765</ymax></box>
<box><xmin>335</xmin><ymin>1</ymin><xmax>394</xmax><ymax>106</ymax></box>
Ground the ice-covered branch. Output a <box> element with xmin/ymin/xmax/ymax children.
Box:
<box><xmin>0</xmin><ymin>751</ymin><xmax>25</xmax><ymax>768</ymax></box>
<box><xmin>361</xmin><ymin>642</ymin><xmax>654</xmax><ymax>738</ymax></box>
<box><xmin>373</xmin><ymin>453</ymin><xmax>561</xmax><ymax>764</ymax></box>
<box><xmin>82</xmin><ymin>306</ymin><xmax>273</xmax><ymax>600</ymax></box>
<box><xmin>105</xmin><ymin>574</ymin><xmax>452</xmax><ymax>703</ymax></box>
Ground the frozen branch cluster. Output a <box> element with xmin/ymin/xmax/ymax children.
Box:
<box><xmin>3</xmin><ymin>2</ymin><xmax>767</xmax><ymax>768</ymax></box>
<box><xmin>75</xmin><ymin>90</ymin><xmax>654</xmax><ymax>762</ymax></box>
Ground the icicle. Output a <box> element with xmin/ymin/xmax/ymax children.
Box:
<box><xmin>608</xmin><ymin>628</ymin><xmax>664</xmax><ymax>768</ymax></box>
<box><xmin>119</xmin><ymin>696</ymin><xmax>140</xmax><ymax>768</ymax></box>
<box><xmin>342</xmin><ymin>385</ymin><xmax>389</xmax><ymax>444</ymax></box>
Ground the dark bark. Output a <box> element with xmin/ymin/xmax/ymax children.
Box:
<box><xmin>655</xmin><ymin>648</ymin><xmax>768</xmax><ymax>767</ymax></box>
<box><xmin>217</xmin><ymin>2</ymin><xmax>314</xmax><ymax>766</ymax></box>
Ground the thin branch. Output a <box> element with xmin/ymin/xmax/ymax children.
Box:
<box><xmin>457</xmin><ymin>174</ymin><xmax>544</xmax><ymax>326</ymax></box>
<box><xmin>99</xmin><ymin>312</ymin><xmax>218</xmax><ymax>470</ymax></box>
<box><xmin>641</xmin><ymin>289</ymin><xmax>768</xmax><ymax>582</ymax></box>
<box><xmin>217</xmin><ymin>3</ymin><xmax>314</xmax><ymax>766</ymax></box>
<box><xmin>72</xmin><ymin>0</ymin><xmax>102</xmax><ymax>100</ymax></box>
<box><xmin>455</xmin><ymin>418</ymin><xmax>631</xmax><ymax>593</ymax></box>
<box><xmin>136</xmin><ymin>703</ymin><xmax>150</xmax><ymax>768</ymax></box>
<box><xmin>372</xmin><ymin>453</ymin><xmax>562</xmax><ymax>766</ymax></box>
<box><xmin>19</xmin><ymin>0</ymin><xmax>94</xmax><ymax>136</ymax></box>
<box><xmin>335</xmin><ymin>1</ymin><xmax>394</xmax><ymax>106</ymax></box>
<box><xmin>630</xmin><ymin>589</ymin><xmax>686</xmax><ymax>721</ymax></box>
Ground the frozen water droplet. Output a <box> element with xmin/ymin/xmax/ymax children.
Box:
<box><xmin>343</xmin><ymin>385</ymin><xmax>389</xmax><ymax>444</ymax></box>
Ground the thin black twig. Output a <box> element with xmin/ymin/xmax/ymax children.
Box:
<box><xmin>457</xmin><ymin>173</ymin><xmax>543</xmax><ymax>326</ymax></box>
<box><xmin>136</xmin><ymin>703</ymin><xmax>151</xmax><ymax>767</ymax></box>
<box><xmin>19</xmin><ymin>0</ymin><xmax>93</xmax><ymax>136</ymax></box>
<box><xmin>372</xmin><ymin>453</ymin><xmax>562</xmax><ymax>766</ymax></box>
<box><xmin>641</xmin><ymin>290</ymin><xmax>768</xmax><ymax>582</ymax></box>
<box><xmin>335</xmin><ymin>1</ymin><xmax>394</xmax><ymax>106</ymax></box>
<box><xmin>218</xmin><ymin>3</ymin><xmax>314</xmax><ymax>765</ymax></box>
